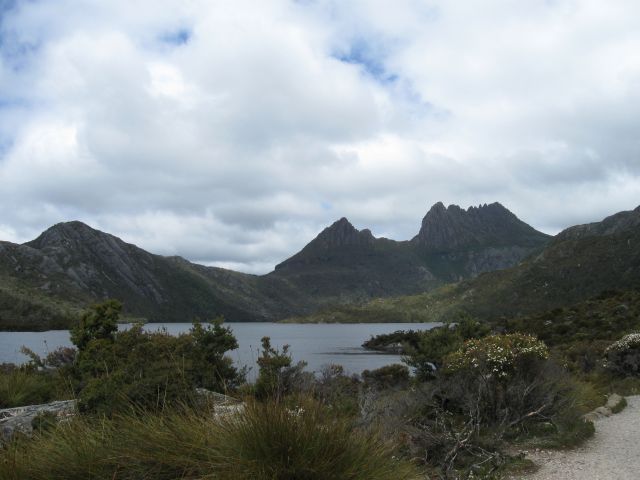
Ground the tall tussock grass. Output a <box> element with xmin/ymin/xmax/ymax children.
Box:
<box><xmin>1</xmin><ymin>399</ymin><xmax>420</xmax><ymax>480</ymax></box>
<box><xmin>0</xmin><ymin>369</ymin><xmax>66</xmax><ymax>408</ymax></box>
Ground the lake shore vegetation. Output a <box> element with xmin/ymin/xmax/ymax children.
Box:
<box><xmin>2</xmin><ymin>298</ymin><xmax>640</xmax><ymax>478</ymax></box>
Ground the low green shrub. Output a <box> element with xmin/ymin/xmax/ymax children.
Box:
<box><xmin>313</xmin><ymin>364</ymin><xmax>361</xmax><ymax>416</ymax></box>
<box><xmin>70</xmin><ymin>301</ymin><xmax>244</xmax><ymax>415</ymax></box>
<box><xmin>254</xmin><ymin>336</ymin><xmax>311</xmax><ymax>401</ymax></box>
<box><xmin>362</xmin><ymin>364</ymin><xmax>410</xmax><ymax>389</ymax></box>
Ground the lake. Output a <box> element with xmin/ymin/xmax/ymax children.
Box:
<box><xmin>0</xmin><ymin>322</ymin><xmax>439</xmax><ymax>378</ymax></box>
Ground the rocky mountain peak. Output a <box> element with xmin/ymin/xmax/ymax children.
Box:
<box><xmin>412</xmin><ymin>202</ymin><xmax>549</xmax><ymax>252</ymax></box>
<box><xmin>25</xmin><ymin>221</ymin><xmax>111</xmax><ymax>250</ymax></box>
<box><xmin>273</xmin><ymin>217</ymin><xmax>376</xmax><ymax>271</ymax></box>
<box><xmin>313</xmin><ymin>217</ymin><xmax>374</xmax><ymax>248</ymax></box>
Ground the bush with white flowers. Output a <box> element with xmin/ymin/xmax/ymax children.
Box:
<box><xmin>444</xmin><ymin>333</ymin><xmax>549</xmax><ymax>379</ymax></box>
<box><xmin>604</xmin><ymin>333</ymin><xmax>640</xmax><ymax>376</ymax></box>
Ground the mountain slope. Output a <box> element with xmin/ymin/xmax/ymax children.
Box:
<box><xmin>0</xmin><ymin>202</ymin><xmax>551</xmax><ymax>330</ymax></box>
<box><xmin>297</xmin><ymin>206</ymin><xmax>640</xmax><ymax>324</ymax></box>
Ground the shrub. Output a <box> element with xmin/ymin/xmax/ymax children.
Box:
<box><xmin>440</xmin><ymin>334</ymin><xmax>559</xmax><ymax>428</ymax></box>
<box><xmin>71</xmin><ymin>302</ymin><xmax>244</xmax><ymax>415</ymax></box>
<box><xmin>603</xmin><ymin>333</ymin><xmax>640</xmax><ymax>376</ymax></box>
<box><xmin>70</xmin><ymin>299</ymin><xmax>120</xmax><ymax>350</ymax></box>
<box><xmin>44</xmin><ymin>347</ymin><xmax>77</xmax><ymax>370</ymax></box>
<box><xmin>313</xmin><ymin>364</ymin><xmax>361</xmax><ymax>416</ymax></box>
<box><xmin>444</xmin><ymin>333</ymin><xmax>549</xmax><ymax>379</ymax></box>
<box><xmin>403</xmin><ymin>316</ymin><xmax>492</xmax><ymax>380</ymax></box>
<box><xmin>363</xmin><ymin>364</ymin><xmax>410</xmax><ymax>389</ymax></box>
<box><xmin>254</xmin><ymin>336</ymin><xmax>310</xmax><ymax>401</ymax></box>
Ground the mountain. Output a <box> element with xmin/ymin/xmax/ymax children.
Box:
<box><xmin>296</xmin><ymin>205</ymin><xmax>640</xmax><ymax>324</ymax></box>
<box><xmin>0</xmin><ymin>202</ymin><xmax>550</xmax><ymax>330</ymax></box>
<box><xmin>413</xmin><ymin>202</ymin><xmax>549</xmax><ymax>251</ymax></box>
<box><xmin>410</xmin><ymin>202</ymin><xmax>551</xmax><ymax>280</ymax></box>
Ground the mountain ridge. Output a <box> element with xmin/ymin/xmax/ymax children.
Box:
<box><xmin>292</xmin><ymin>204</ymin><xmax>640</xmax><ymax>324</ymax></box>
<box><xmin>0</xmin><ymin>202</ymin><xmax>551</xmax><ymax>330</ymax></box>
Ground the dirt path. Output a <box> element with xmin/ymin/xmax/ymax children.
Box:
<box><xmin>515</xmin><ymin>395</ymin><xmax>640</xmax><ymax>480</ymax></box>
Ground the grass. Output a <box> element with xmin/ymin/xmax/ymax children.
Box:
<box><xmin>0</xmin><ymin>369</ymin><xmax>71</xmax><ymax>409</ymax></box>
<box><xmin>0</xmin><ymin>398</ymin><xmax>422</xmax><ymax>480</ymax></box>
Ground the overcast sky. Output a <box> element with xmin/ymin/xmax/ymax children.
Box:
<box><xmin>1</xmin><ymin>0</ymin><xmax>638</xmax><ymax>273</ymax></box>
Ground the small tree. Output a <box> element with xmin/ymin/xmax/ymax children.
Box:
<box><xmin>70</xmin><ymin>299</ymin><xmax>121</xmax><ymax>350</ymax></box>
<box><xmin>187</xmin><ymin>318</ymin><xmax>243</xmax><ymax>392</ymax></box>
<box><xmin>254</xmin><ymin>337</ymin><xmax>308</xmax><ymax>401</ymax></box>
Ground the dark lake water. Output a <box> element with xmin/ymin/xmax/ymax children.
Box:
<box><xmin>0</xmin><ymin>322</ymin><xmax>439</xmax><ymax>378</ymax></box>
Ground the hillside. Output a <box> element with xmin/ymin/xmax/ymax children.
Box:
<box><xmin>0</xmin><ymin>202</ymin><xmax>550</xmax><ymax>330</ymax></box>
<box><xmin>293</xmin><ymin>206</ymin><xmax>640</xmax><ymax>324</ymax></box>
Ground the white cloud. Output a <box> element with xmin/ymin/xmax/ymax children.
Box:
<box><xmin>0</xmin><ymin>0</ymin><xmax>638</xmax><ymax>273</ymax></box>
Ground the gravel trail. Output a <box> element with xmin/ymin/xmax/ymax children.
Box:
<box><xmin>515</xmin><ymin>395</ymin><xmax>640</xmax><ymax>480</ymax></box>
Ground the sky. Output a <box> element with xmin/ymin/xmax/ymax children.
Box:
<box><xmin>0</xmin><ymin>0</ymin><xmax>639</xmax><ymax>274</ymax></box>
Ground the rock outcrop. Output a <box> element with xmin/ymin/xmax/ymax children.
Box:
<box><xmin>0</xmin><ymin>400</ymin><xmax>77</xmax><ymax>444</ymax></box>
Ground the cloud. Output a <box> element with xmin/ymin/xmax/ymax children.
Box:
<box><xmin>0</xmin><ymin>0</ymin><xmax>639</xmax><ymax>273</ymax></box>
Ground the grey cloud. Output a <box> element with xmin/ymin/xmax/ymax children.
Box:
<box><xmin>0</xmin><ymin>1</ymin><xmax>638</xmax><ymax>273</ymax></box>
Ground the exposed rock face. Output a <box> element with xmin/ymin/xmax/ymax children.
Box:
<box><xmin>274</xmin><ymin>217</ymin><xmax>375</xmax><ymax>271</ymax></box>
<box><xmin>410</xmin><ymin>202</ymin><xmax>550</xmax><ymax>280</ymax></box>
<box><xmin>25</xmin><ymin>221</ymin><xmax>167</xmax><ymax>303</ymax></box>
<box><xmin>311</xmin><ymin>218</ymin><xmax>375</xmax><ymax>249</ymax></box>
<box><xmin>412</xmin><ymin>202</ymin><xmax>550</xmax><ymax>252</ymax></box>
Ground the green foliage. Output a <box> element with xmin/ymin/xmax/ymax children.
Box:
<box><xmin>313</xmin><ymin>364</ymin><xmax>361</xmax><ymax>417</ymax></box>
<box><xmin>363</xmin><ymin>329</ymin><xmax>421</xmax><ymax>352</ymax></box>
<box><xmin>363</xmin><ymin>364</ymin><xmax>410</xmax><ymax>389</ymax></box>
<box><xmin>403</xmin><ymin>316</ymin><xmax>492</xmax><ymax>380</ymax></box>
<box><xmin>70</xmin><ymin>301</ymin><xmax>243</xmax><ymax>415</ymax></box>
<box><xmin>254</xmin><ymin>336</ymin><xmax>309</xmax><ymax>401</ymax></box>
<box><xmin>70</xmin><ymin>299</ymin><xmax>121</xmax><ymax>350</ymax></box>
<box><xmin>444</xmin><ymin>333</ymin><xmax>549</xmax><ymax>379</ymax></box>
<box><xmin>506</xmin><ymin>290</ymin><xmax>640</xmax><ymax>348</ymax></box>
<box><xmin>0</xmin><ymin>400</ymin><xmax>421</xmax><ymax>480</ymax></box>
<box><xmin>186</xmin><ymin>318</ymin><xmax>242</xmax><ymax>392</ymax></box>
<box><xmin>0</xmin><ymin>368</ymin><xmax>70</xmax><ymax>408</ymax></box>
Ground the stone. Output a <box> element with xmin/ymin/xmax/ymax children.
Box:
<box><xmin>582</xmin><ymin>412</ymin><xmax>600</xmax><ymax>423</ymax></box>
<box><xmin>605</xmin><ymin>393</ymin><xmax>625</xmax><ymax>412</ymax></box>
<box><xmin>594</xmin><ymin>406</ymin><xmax>613</xmax><ymax>417</ymax></box>
<box><xmin>0</xmin><ymin>400</ymin><xmax>76</xmax><ymax>445</ymax></box>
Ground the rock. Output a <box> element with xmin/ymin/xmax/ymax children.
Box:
<box><xmin>0</xmin><ymin>400</ymin><xmax>76</xmax><ymax>444</ymax></box>
<box><xmin>594</xmin><ymin>406</ymin><xmax>613</xmax><ymax>417</ymax></box>
<box><xmin>412</xmin><ymin>202</ymin><xmax>550</xmax><ymax>252</ymax></box>
<box><xmin>605</xmin><ymin>393</ymin><xmax>626</xmax><ymax>412</ymax></box>
<box><xmin>582</xmin><ymin>412</ymin><xmax>600</xmax><ymax>423</ymax></box>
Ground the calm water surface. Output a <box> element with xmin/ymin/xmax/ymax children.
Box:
<box><xmin>0</xmin><ymin>323</ymin><xmax>439</xmax><ymax>377</ymax></box>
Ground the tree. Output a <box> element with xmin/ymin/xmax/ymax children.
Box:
<box><xmin>70</xmin><ymin>299</ymin><xmax>121</xmax><ymax>350</ymax></box>
<box><xmin>254</xmin><ymin>336</ymin><xmax>308</xmax><ymax>401</ymax></box>
<box><xmin>186</xmin><ymin>318</ymin><xmax>243</xmax><ymax>392</ymax></box>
